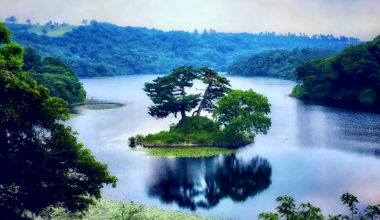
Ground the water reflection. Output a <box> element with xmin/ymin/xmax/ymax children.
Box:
<box><xmin>147</xmin><ymin>154</ymin><xmax>272</xmax><ymax>210</ymax></box>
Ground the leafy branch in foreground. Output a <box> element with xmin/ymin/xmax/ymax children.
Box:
<box><xmin>0</xmin><ymin>22</ymin><xmax>117</xmax><ymax>219</ymax></box>
<box><xmin>259</xmin><ymin>192</ymin><xmax>380</xmax><ymax>220</ymax></box>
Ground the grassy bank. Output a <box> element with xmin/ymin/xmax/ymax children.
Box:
<box><xmin>26</xmin><ymin>198</ymin><xmax>225</xmax><ymax>219</ymax></box>
<box><xmin>129</xmin><ymin>146</ymin><xmax>240</xmax><ymax>158</ymax></box>
<box><xmin>132</xmin><ymin>116</ymin><xmax>252</xmax><ymax>148</ymax></box>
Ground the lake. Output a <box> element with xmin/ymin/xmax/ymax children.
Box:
<box><xmin>64</xmin><ymin>75</ymin><xmax>380</xmax><ymax>220</ymax></box>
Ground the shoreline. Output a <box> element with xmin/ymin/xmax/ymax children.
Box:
<box><xmin>137</xmin><ymin>139</ymin><xmax>253</xmax><ymax>148</ymax></box>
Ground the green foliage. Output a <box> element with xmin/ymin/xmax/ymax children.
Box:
<box><xmin>341</xmin><ymin>192</ymin><xmax>359</xmax><ymax>219</ymax></box>
<box><xmin>23</xmin><ymin>47</ymin><xmax>86</xmax><ymax>104</ymax></box>
<box><xmin>364</xmin><ymin>205</ymin><xmax>380</xmax><ymax>220</ymax></box>
<box><xmin>110</xmin><ymin>201</ymin><xmax>144</xmax><ymax>220</ymax></box>
<box><xmin>128</xmin><ymin>136</ymin><xmax>136</xmax><ymax>145</ymax></box>
<box><xmin>130</xmin><ymin>146</ymin><xmax>239</xmax><ymax>158</ymax></box>
<box><xmin>275</xmin><ymin>196</ymin><xmax>297</xmax><ymax>219</ymax></box>
<box><xmin>0</xmin><ymin>25</ymin><xmax>117</xmax><ymax>219</ymax></box>
<box><xmin>47</xmin><ymin>197</ymin><xmax>222</xmax><ymax>220</ymax></box>
<box><xmin>327</xmin><ymin>214</ymin><xmax>350</xmax><ymax>220</ymax></box>
<box><xmin>260</xmin><ymin>192</ymin><xmax>380</xmax><ymax>220</ymax></box>
<box><xmin>194</xmin><ymin>67</ymin><xmax>231</xmax><ymax>115</ymax></box>
<box><xmin>0</xmin><ymin>22</ymin><xmax>13</xmax><ymax>44</ymax></box>
<box><xmin>22</xmin><ymin>46</ymin><xmax>43</xmax><ymax>71</ymax></box>
<box><xmin>0</xmin><ymin>41</ymin><xmax>24</xmax><ymax>72</ymax></box>
<box><xmin>212</xmin><ymin>89</ymin><xmax>271</xmax><ymax>143</ymax></box>
<box><xmin>228</xmin><ymin>47</ymin><xmax>338</xmax><ymax>80</ymax></box>
<box><xmin>143</xmin><ymin>65</ymin><xmax>201</xmax><ymax>119</ymax></box>
<box><xmin>258</xmin><ymin>212</ymin><xmax>280</xmax><ymax>220</ymax></box>
<box><xmin>290</xmin><ymin>36</ymin><xmax>380</xmax><ymax>103</ymax></box>
<box><xmin>141</xmin><ymin>116</ymin><xmax>225</xmax><ymax>145</ymax></box>
<box><xmin>9</xmin><ymin>22</ymin><xmax>356</xmax><ymax>77</ymax></box>
<box><xmin>359</xmin><ymin>88</ymin><xmax>377</xmax><ymax>103</ymax></box>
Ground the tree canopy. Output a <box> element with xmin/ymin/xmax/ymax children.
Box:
<box><xmin>212</xmin><ymin>89</ymin><xmax>271</xmax><ymax>143</ymax></box>
<box><xmin>143</xmin><ymin>66</ymin><xmax>201</xmax><ymax>119</ymax></box>
<box><xmin>23</xmin><ymin>47</ymin><xmax>86</xmax><ymax>104</ymax></box>
<box><xmin>290</xmin><ymin>36</ymin><xmax>380</xmax><ymax>103</ymax></box>
<box><xmin>0</xmin><ymin>22</ymin><xmax>117</xmax><ymax>219</ymax></box>
<box><xmin>228</xmin><ymin>47</ymin><xmax>338</xmax><ymax>80</ymax></box>
<box><xmin>6</xmin><ymin>22</ymin><xmax>360</xmax><ymax>77</ymax></box>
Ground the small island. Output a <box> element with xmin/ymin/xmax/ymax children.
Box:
<box><xmin>129</xmin><ymin>66</ymin><xmax>272</xmax><ymax>157</ymax></box>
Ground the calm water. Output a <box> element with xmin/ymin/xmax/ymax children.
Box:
<box><xmin>64</xmin><ymin>75</ymin><xmax>380</xmax><ymax>219</ymax></box>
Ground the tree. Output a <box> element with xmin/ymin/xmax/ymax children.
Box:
<box><xmin>297</xmin><ymin>202</ymin><xmax>323</xmax><ymax>219</ymax></box>
<box><xmin>258</xmin><ymin>212</ymin><xmax>280</xmax><ymax>220</ymax></box>
<box><xmin>0</xmin><ymin>23</ymin><xmax>118</xmax><ymax>219</ymax></box>
<box><xmin>41</xmin><ymin>29</ymin><xmax>47</xmax><ymax>35</ymax></box>
<box><xmin>50</xmin><ymin>25</ymin><xmax>54</xmax><ymax>29</ymax></box>
<box><xmin>364</xmin><ymin>205</ymin><xmax>380</xmax><ymax>220</ymax></box>
<box><xmin>22</xmin><ymin>47</ymin><xmax>43</xmax><ymax>71</ymax></box>
<box><xmin>143</xmin><ymin>66</ymin><xmax>201</xmax><ymax>119</ymax></box>
<box><xmin>327</xmin><ymin>214</ymin><xmax>349</xmax><ymax>220</ymax></box>
<box><xmin>46</xmin><ymin>20</ymin><xmax>52</xmax><ymax>25</ymax></box>
<box><xmin>193</xmin><ymin>67</ymin><xmax>231</xmax><ymax>116</ymax></box>
<box><xmin>82</xmin><ymin>19</ymin><xmax>88</xmax><ymax>25</ymax></box>
<box><xmin>6</xmin><ymin>16</ymin><xmax>17</xmax><ymax>24</ymax></box>
<box><xmin>341</xmin><ymin>192</ymin><xmax>359</xmax><ymax>220</ymax></box>
<box><xmin>26</xmin><ymin>19</ymin><xmax>31</xmax><ymax>25</ymax></box>
<box><xmin>212</xmin><ymin>89</ymin><xmax>271</xmax><ymax>142</ymax></box>
<box><xmin>275</xmin><ymin>196</ymin><xmax>297</xmax><ymax>220</ymax></box>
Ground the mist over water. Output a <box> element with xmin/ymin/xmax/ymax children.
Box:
<box><xmin>64</xmin><ymin>75</ymin><xmax>380</xmax><ymax>219</ymax></box>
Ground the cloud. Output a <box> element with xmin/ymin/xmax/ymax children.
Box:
<box><xmin>0</xmin><ymin>0</ymin><xmax>379</xmax><ymax>40</ymax></box>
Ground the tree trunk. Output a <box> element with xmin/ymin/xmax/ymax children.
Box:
<box><xmin>180</xmin><ymin>85</ymin><xmax>186</xmax><ymax>118</ymax></box>
<box><xmin>196</xmin><ymin>82</ymin><xmax>211</xmax><ymax>116</ymax></box>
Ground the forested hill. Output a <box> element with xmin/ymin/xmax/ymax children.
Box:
<box><xmin>227</xmin><ymin>48</ymin><xmax>338</xmax><ymax>80</ymax></box>
<box><xmin>9</xmin><ymin>22</ymin><xmax>361</xmax><ymax>77</ymax></box>
<box><xmin>290</xmin><ymin>35</ymin><xmax>380</xmax><ymax>103</ymax></box>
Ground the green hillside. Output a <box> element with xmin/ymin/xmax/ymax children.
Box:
<box><xmin>290</xmin><ymin>35</ymin><xmax>380</xmax><ymax>103</ymax></box>
<box><xmin>27</xmin><ymin>24</ymin><xmax>77</xmax><ymax>37</ymax></box>
<box><xmin>5</xmin><ymin>23</ymin><xmax>77</xmax><ymax>37</ymax></box>
<box><xmin>7</xmin><ymin>22</ymin><xmax>362</xmax><ymax>77</ymax></box>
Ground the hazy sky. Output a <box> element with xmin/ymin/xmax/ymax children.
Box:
<box><xmin>1</xmin><ymin>0</ymin><xmax>379</xmax><ymax>41</ymax></box>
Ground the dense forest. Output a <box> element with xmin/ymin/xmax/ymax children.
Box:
<box><xmin>6</xmin><ymin>22</ymin><xmax>361</xmax><ymax>77</ymax></box>
<box><xmin>23</xmin><ymin>47</ymin><xmax>86</xmax><ymax>104</ymax></box>
<box><xmin>227</xmin><ymin>48</ymin><xmax>338</xmax><ymax>80</ymax></box>
<box><xmin>290</xmin><ymin>35</ymin><xmax>380</xmax><ymax>103</ymax></box>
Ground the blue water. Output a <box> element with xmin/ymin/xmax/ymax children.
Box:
<box><xmin>65</xmin><ymin>75</ymin><xmax>380</xmax><ymax>219</ymax></box>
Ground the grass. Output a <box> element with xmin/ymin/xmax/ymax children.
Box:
<box><xmin>26</xmin><ymin>198</ymin><xmax>225</xmax><ymax>220</ymax></box>
<box><xmin>129</xmin><ymin>146</ymin><xmax>240</xmax><ymax>158</ymax></box>
<box><xmin>133</xmin><ymin>116</ymin><xmax>252</xmax><ymax>148</ymax></box>
<box><xmin>27</xmin><ymin>24</ymin><xmax>77</xmax><ymax>37</ymax></box>
<box><xmin>5</xmin><ymin>23</ymin><xmax>77</xmax><ymax>37</ymax></box>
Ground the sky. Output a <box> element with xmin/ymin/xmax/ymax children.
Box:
<box><xmin>1</xmin><ymin>0</ymin><xmax>379</xmax><ymax>41</ymax></box>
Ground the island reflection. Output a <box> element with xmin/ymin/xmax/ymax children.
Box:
<box><xmin>147</xmin><ymin>154</ymin><xmax>272</xmax><ymax>210</ymax></box>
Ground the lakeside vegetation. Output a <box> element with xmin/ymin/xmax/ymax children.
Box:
<box><xmin>137</xmin><ymin>67</ymin><xmax>272</xmax><ymax>149</ymax></box>
<box><xmin>0</xmin><ymin>22</ymin><xmax>117</xmax><ymax>219</ymax></box>
<box><xmin>6</xmin><ymin>22</ymin><xmax>361</xmax><ymax>77</ymax></box>
<box><xmin>129</xmin><ymin>146</ymin><xmax>240</xmax><ymax>158</ymax></box>
<box><xmin>228</xmin><ymin>47</ymin><xmax>338</xmax><ymax>80</ymax></box>
<box><xmin>22</xmin><ymin>46</ymin><xmax>86</xmax><ymax>104</ymax></box>
<box><xmin>290</xmin><ymin>35</ymin><xmax>380</xmax><ymax>103</ymax></box>
<box><xmin>259</xmin><ymin>192</ymin><xmax>380</xmax><ymax>220</ymax></box>
<box><xmin>26</xmin><ymin>197</ymin><xmax>225</xmax><ymax>220</ymax></box>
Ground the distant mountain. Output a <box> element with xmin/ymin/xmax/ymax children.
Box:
<box><xmin>7</xmin><ymin>22</ymin><xmax>362</xmax><ymax>77</ymax></box>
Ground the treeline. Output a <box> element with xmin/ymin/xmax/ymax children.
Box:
<box><xmin>290</xmin><ymin>35</ymin><xmax>380</xmax><ymax>103</ymax></box>
<box><xmin>227</xmin><ymin>47</ymin><xmax>338</xmax><ymax>80</ymax></box>
<box><xmin>7</xmin><ymin>22</ymin><xmax>359</xmax><ymax>77</ymax></box>
<box><xmin>23</xmin><ymin>47</ymin><xmax>86</xmax><ymax>104</ymax></box>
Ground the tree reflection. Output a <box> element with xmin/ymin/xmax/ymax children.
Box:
<box><xmin>147</xmin><ymin>154</ymin><xmax>272</xmax><ymax>210</ymax></box>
